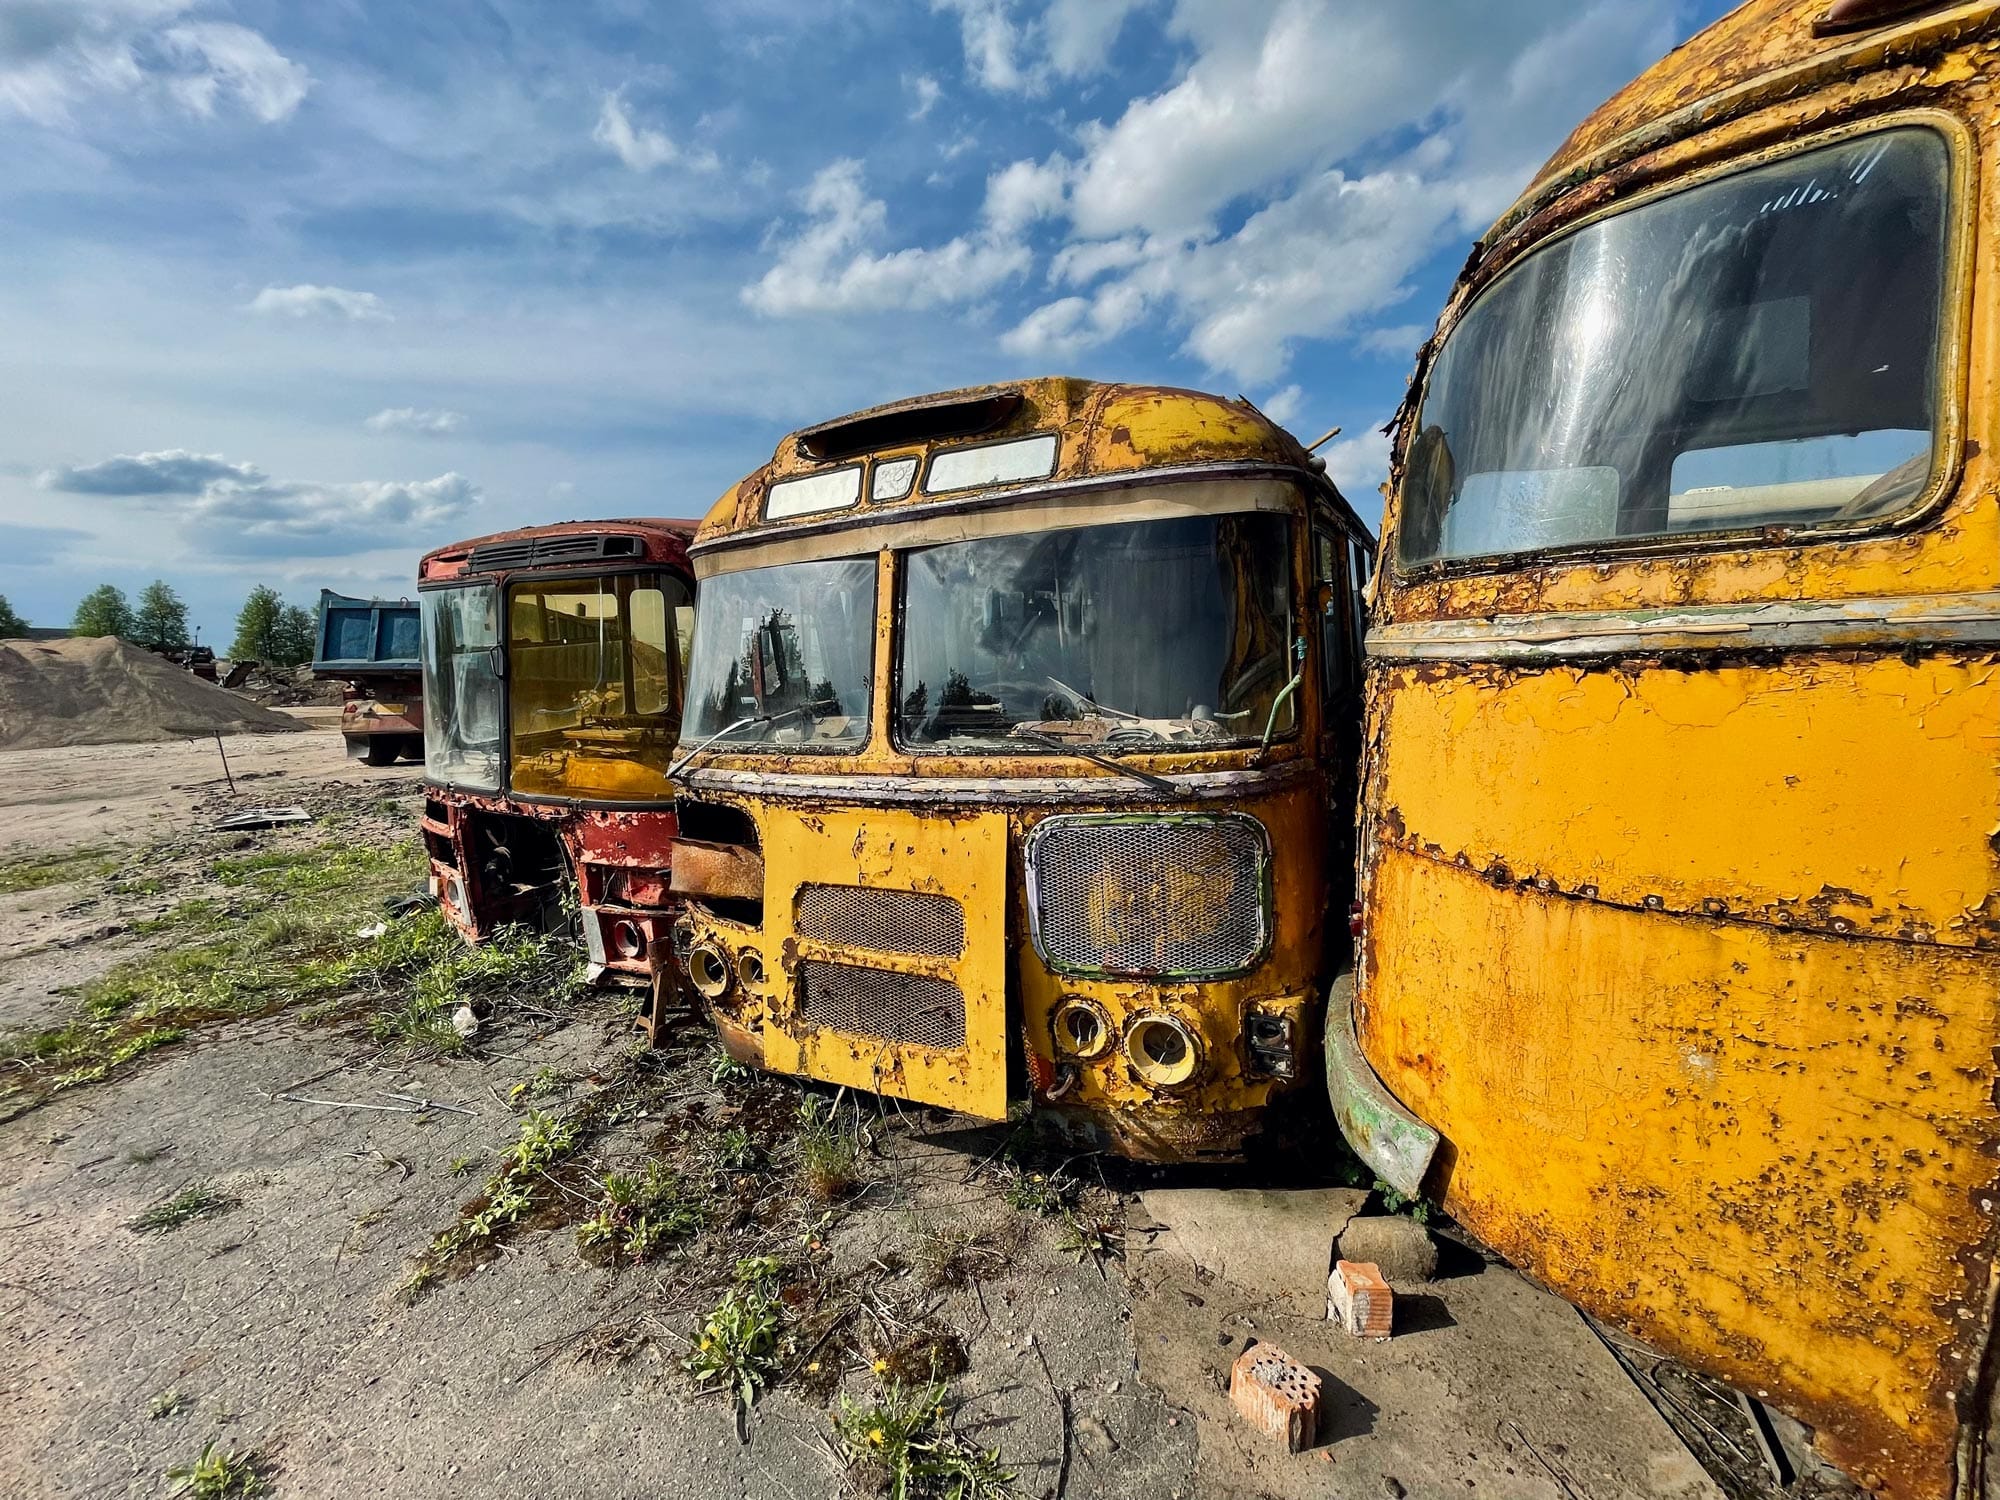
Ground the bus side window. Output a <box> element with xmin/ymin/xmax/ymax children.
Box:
<box><xmin>1347</xmin><ymin>539</ymin><xmax>1371</xmax><ymax>659</ymax></box>
<box><xmin>1314</xmin><ymin>528</ymin><xmax>1354</xmax><ymax>704</ymax></box>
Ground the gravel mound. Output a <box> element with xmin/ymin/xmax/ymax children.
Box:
<box><xmin>0</xmin><ymin>637</ymin><xmax>309</xmax><ymax>750</ymax></box>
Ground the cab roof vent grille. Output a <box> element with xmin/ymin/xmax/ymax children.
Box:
<box><xmin>467</xmin><ymin>532</ymin><xmax>644</xmax><ymax>572</ymax></box>
<box><xmin>796</xmin><ymin>391</ymin><xmax>1022</xmax><ymax>461</ymax></box>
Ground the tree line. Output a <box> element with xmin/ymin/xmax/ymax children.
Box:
<box><xmin>0</xmin><ymin>582</ymin><xmax>323</xmax><ymax>667</ymax></box>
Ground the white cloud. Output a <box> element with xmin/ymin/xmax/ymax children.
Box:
<box><xmin>983</xmin><ymin>155</ymin><xmax>1070</xmax><ymax>236</ymax></box>
<box><xmin>1355</xmin><ymin>323</ymin><xmax>1428</xmax><ymax>360</ymax></box>
<box><xmin>1042</xmin><ymin>0</ymin><xmax>1155</xmax><ymax>76</ymax></box>
<box><xmin>931</xmin><ymin>0</ymin><xmax>1034</xmax><ymax>93</ymax></box>
<box><xmin>39</xmin><ymin>445</ymin><xmax>478</xmax><ymax>557</ymax></box>
<box><xmin>593</xmin><ymin>90</ymin><xmax>679</xmax><ymax>172</ymax></box>
<box><xmin>0</xmin><ymin>0</ymin><xmax>307</xmax><ymax>126</ymax></box>
<box><xmin>906</xmin><ymin>73</ymin><xmax>942</xmax><ymax>121</ymax></box>
<box><xmin>1258</xmin><ymin>384</ymin><xmax>1303</xmax><ymax>428</ymax></box>
<box><xmin>993</xmin><ymin>0</ymin><xmax>1682</xmax><ymax>381</ymax></box>
<box><xmin>39</xmin><ymin>448</ymin><xmax>262</xmax><ymax>495</ymax></box>
<box><xmin>1322</xmin><ymin>424</ymin><xmax>1392</xmax><ymax>504</ymax></box>
<box><xmin>743</xmin><ymin>159</ymin><xmax>1030</xmax><ymax>316</ymax></box>
<box><xmin>932</xmin><ymin>0</ymin><xmax>1156</xmax><ymax>94</ymax></box>
<box><xmin>190</xmin><ymin>471</ymin><xmax>477</xmax><ymax>555</ymax></box>
<box><xmin>365</xmin><ymin>407</ymin><xmax>466</xmax><ymax>436</ymax></box>
<box><xmin>156</xmin><ymin>22</ymin><xmax>307</xmax><ymax>123</ymax></box>
<box><xmin>247</xmin><ymin>284</ymin><xmax>390</xmax><ymax>321</ymax></box>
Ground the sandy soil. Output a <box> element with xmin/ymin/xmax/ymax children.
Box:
<box><xmin>0</xmin><ymin>718</ymin><xmax>355</xmax><ymax>859</ymax></box>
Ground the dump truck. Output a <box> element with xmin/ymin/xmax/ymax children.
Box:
<box><xmin>312</xmin><ymin>589</ymin><xmax>423</xmax><ymax>766</ymax></box>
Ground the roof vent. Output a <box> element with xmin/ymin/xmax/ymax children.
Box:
<box><xmin>1813</xmin><ymin>0</ymin><xmax>1952</xmax><ymax>35</ymax></box>
<box><xmin>795</xmin><ymin>390</ymin><xmax>1023</xmax><ymax>461</ymax></box>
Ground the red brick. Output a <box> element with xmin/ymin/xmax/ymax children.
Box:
<box><xmin>1227</xmin><ymin>1341</ymin><xmax>1321</xmax><ymax>1451</ymax></box>
<box><xmin>1328</xmin><ymin>1259</ymin><xmax>1394</xmax><ymax>1338</ymax></box>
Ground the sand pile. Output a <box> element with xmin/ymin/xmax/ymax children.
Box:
<box><xmin>0</xmin><ymin>637</ymin><xmax>309</xmax><ymax>750</ymax></box>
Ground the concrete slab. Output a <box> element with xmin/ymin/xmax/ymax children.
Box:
<box><xmin>1131</xmin><ymin>1192</ymin><xmax>1722</xmax><ymax>1500</ymax></box>
<box><xmin>1137</xmin><ymin>1186</ymin><xmax>1367</xmax><ymax>1317</ymax></box>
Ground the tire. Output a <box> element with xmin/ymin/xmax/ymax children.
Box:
<box><xmin>398</xmin><ymin>735</ymin><xmax>426</xmax><ymax>763</ymax></box>
<box><xmin>360</xmin><ymin>738</ymin><xmax>399</xmax><ymax>766</ymax></box>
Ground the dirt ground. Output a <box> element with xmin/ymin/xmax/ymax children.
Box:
<box><xmin>0</xmin><ymin>727</ymin><xmax>1729</xmax><ymax>1500</ymax></box>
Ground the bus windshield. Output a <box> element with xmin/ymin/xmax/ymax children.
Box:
<box><xmin>897</xmin><ymin>512</ymin><xmax>1295</xmax><ymax>753</ymax></box>
<box><xmin>421</xmin><ymin>583</ymin><xmax>502</xmax><ymax>792</ymax></box>
<box><xmin>1399</xmin><ymin>127</ymin><xmax>1949</xmax><ymax>567</ymax></box>
<box><xmin>682</xmin><ymin>556</ymin><xmax>876</xmax><ymax>752</ymax></box>
<box><xmin>506</xmin><ymin>572</ymin><xmax>693</xmax><ymax>799</ymax></box>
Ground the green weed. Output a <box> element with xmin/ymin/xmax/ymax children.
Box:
<box><xmin>834</xmin><ymin>1379</ymin><xmax>1014</xmax><ymax>1500</ymax></box>
<box><xmin>1374</xmin><ymin>1177</ymin><xmax>1436</xmax><ymax>1225</ymax></box>
<box><xmin>685</xmin><ymin>1257</ymin><xmax>788</xmax><ymax>1423</ymax></box>
<box><xmin>149</xmin><ymin>1389</ymin><xmax>190</xmax><ymax>1420</ymax></box>
<box><xmin>576</xmin><ymin>1161</ymin><xmax>707</xmax><ymax>1261</ymax></box>
<box><xmin>165</xmin><ymin>1439</ymin><xmax>266</xmax><ymax>1498</ymax></box>
<box><xmin>130</xmin><ymin>1182</ymin><xmax>236</xmax><ymax>1234</ymax></box>
<box><xmin>406</xmin><ymin>1110</ymin><xmax>582</xmax><ymax>1292</ymax></box>
<box><xmin>1000</xmin><ymin>1166</ymin><xmax>1077</xmax><ymax>1217</ymax></box>
<box><xmin>708</xmin><ymin>1048</ymin><xmax>750</xmax><ymax>1086</ymax></box>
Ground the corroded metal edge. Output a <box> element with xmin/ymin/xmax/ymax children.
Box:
<box><xmin>1323</xmin><ymin>971</ymin><xmax>1438</xmax><ymax>1199</ymax></box>
<box><xmin>1367</xmin><ymin>591</ymin><xmax>2000</xmax><ymax>660</ymax></box>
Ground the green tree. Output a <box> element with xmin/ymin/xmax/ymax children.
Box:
<box><xmin>131</xmin><ymin>580</ymin><xmax>191</xmax><ymax>652</ymax></box>
<box><xmin>227</xmin><ymin>585</ymin><xmax>284</xmax><ymax>662</ymax></box>
<box><xmin>72</xmin><ymin>584</ymin><xmax>133</xmax><ymax>639</ymax></box>
<box><xmin>0</xmin><ymin>594</ymin><xmax>26</xmax><ymax>637</ymax></box>
<box><xmin>270</xmin><ymin>604</ymin><xmax>316</xmax><ymax>667</ymax></box>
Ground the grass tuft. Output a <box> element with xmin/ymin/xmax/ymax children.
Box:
<box><xmin>796</xmin><ymin>1095</ymin><xmax>859</xmax><ymax>1203</ymax></box>
<box><xmin>165</xmin><ymin>1439</ymin><xmax>266</xmax><ymax>1498</ymax></box>
<box><xmin>129</xmin><ymin>1182</ymin><xmax>237</xmax><ymax>1234</ymax></box>
<box><xmin>0</xmin><ymin>845</ymin><xmax>120</xmax><ymax>895</ymax></box>
<box><xmin>576</xmin><ymin>1160</ymin><xmax>707</xmax><ymax>1261</ymax></box>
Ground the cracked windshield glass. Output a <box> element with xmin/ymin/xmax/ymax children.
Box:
<box><xmin>682</xmin><ymin>556</ymin><xmax>876</xmax><ymax>750</ymax></box>
<box><xmin>897</xmin><ymin>512</ymin><xmax>1295</xmax><ymax>753</ymax></box>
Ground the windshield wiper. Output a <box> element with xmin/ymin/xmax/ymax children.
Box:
<box><xmin>667</xmin><ymin>705</ymin><xmax>811</xmax><ymax>780</ymax></box>
<box><xmin>1005</xmin><ymin>726</ymin><xmax>1185</xmax><ymax>799</ymax></box>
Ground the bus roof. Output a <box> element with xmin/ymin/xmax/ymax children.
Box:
<box><xmin>694</xmin><ymin>376</ymin><xmax>1362</xmax><ymax>556</ymax></box>
<box><xmin>1491</xmin><ymin>0</ymin><xmax>1993</xmax><ymax>250</ymax></box>
<box><xmin>418</xmin><ymin>518</ymin><xmax>698</xmax><ymax>584</ymax></box>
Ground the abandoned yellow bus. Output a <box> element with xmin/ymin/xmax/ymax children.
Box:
<box><xmin>667</xmin><ymin>378</ymin><xmax>1375</xmax><ymax>1161</ymax></box>
<box><xmin>1332</xmin><ymin>2</ymin><xmax>2000</xmax><ymax>1496</ymax></box>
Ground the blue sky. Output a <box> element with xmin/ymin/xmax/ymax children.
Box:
<box><xmin>0</xmin><ymin>0</ymin><xmax>1733</xmax><ymax>642</ymax></box>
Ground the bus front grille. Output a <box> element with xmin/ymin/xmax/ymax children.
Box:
<box><xmin>798</xmin><ymin>960</ymin><xmax>967</xmax><ymax>1049</ymax></box>
<box><xmin>1026</xmin><ymin>813</ymin><xmax>1270</xmax><ymax>978</ymax></box>
<box><xmin>795</xmin><ymin>885</ymin><xmax>965</xmax><ymax>956</ymax></box>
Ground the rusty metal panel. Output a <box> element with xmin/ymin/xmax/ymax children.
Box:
<box><xmin>1362</xmin><ymin>839</ymin><xmax>2000</xmax><ymax>1500</ymax></box>
<box><xmin>758</xmin><ymin>805</ymin><xmax>1010</xmax><ymax>1119</ymax></box>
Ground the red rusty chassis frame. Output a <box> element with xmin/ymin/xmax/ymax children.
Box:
<box><xmin>417</xmin><ymin>518</ymin><xmax>698</xmax><ymax>1042</ymax></box>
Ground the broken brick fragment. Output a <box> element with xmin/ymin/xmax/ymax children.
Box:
<box><xmin>1227</xmin><ymin>1341</ymin><xmax>1321</xmax><ymax>1451</ymax></box>
<box><xmin>1328</xmin><ymin>1259</ymin><xmax>1394</xmax><ymax>1338</ymax></box>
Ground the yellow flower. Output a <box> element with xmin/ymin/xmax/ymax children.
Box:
<box><xmin>872</xmin><ymin>1359</ymin><xmax>889</xmax><ymax>1374</ymax></box>
<box><xmin>806</xmin><ymin>1361</ymin><xmax>821</xmax><ymax>1373</ymax></box>
<box><xmin>868</xmin><ymin>1430</ymin><xmax>884</xmax><ymax>1446</ymax></box>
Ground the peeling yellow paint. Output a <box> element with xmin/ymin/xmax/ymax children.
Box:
<box><xmin>1359</xmin><ymin>6</ymin><xmax>2000</xmax><ymax>1497</ymax></box>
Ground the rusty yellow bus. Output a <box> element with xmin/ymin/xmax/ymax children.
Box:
<box><xmin>666</xmin><ymin>378</ymin><xmax>1374</xmax><ymax>1161</ymax></box>
<box><xmin>1332</xmin><ymin>3</ymin><xmax>2000</xmax><ymax>1496</ymax></box>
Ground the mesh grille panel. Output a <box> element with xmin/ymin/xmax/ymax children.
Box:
<box><xmin>796</xmin><ymin>885</ymin><xmax>964</xmax><ymax>956</ymax></box>
<box><xmin>798</xmin><ymin>960</ymin><xmax>966</xmax><ymax>1049</ymax></box>
<box><xmin>1029</xmin><ymin>815</ymin><xmax>1267</xmax><ymax>976</ymax></box>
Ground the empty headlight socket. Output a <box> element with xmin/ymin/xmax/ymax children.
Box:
<box><xmin>1123</xmin><ymin>1012</ymin><xmax>1204</xmax><ymax>1091</ymax></box>
<box><xmin>1051</xmin><ymin>995</ymin><xmax>1114</xmax><ymax>1062</ymax></box>
<box><xmin>1243</xmin><ymin>1008</ymin><xmax>1296</xmax><ymax>1079</ymax></box>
